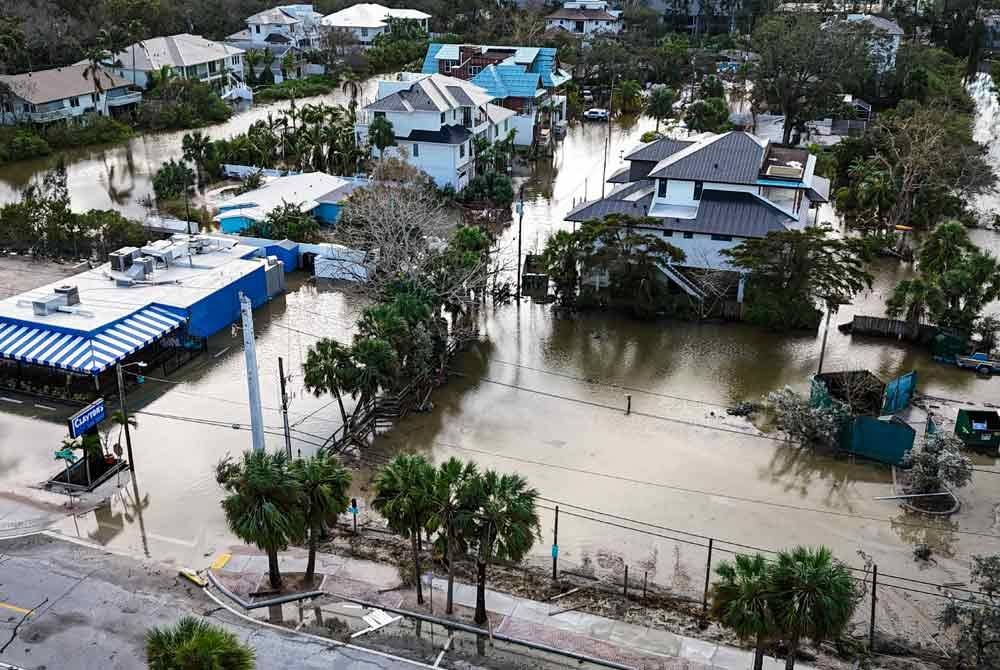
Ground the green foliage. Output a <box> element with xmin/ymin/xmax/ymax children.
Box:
<box><xmin>646</xmin><ymin>87</ymin><xmax>676</xmax><ymax>132</ymax></box>
<box><xmin>146</xmin><ymin>616</ymin><xmax>255</xmax><ymax>670</ymax></box>
<box><xmin>138</xmin><ymin>78</ymin><xmax>232</xmax><ymax>131</ymax></box>
<box><xmin>428</xmin><ymin>457</ymin><xmax>479</xmax><ymax>613</ymax></box>
<box><xmin>0</xmin><ymin>117</ymin><xmax>134</xmax><ymax>165</ymax></box>
<box><xmin>939</xmin><ymin>553</ymin><xmax>1000</xmax><ymax>669</ymax></box>
<box><xmin>723</xmin><ymin>227</ymin><xmax>873</xmax><ymax>331</ymax></box>
<box><xmin>0</xmin><ymin>128</ymin><xmax>51</xmax><ymax>163</ymax></box>
<box><xmin>366</xmin><ymin>24</ymin><xmax>429</xmax><ymax>75</ymax></box>
<box><xmin>684</xmin><ymin>97</ymin><xmax>730</xmax><ymax>133</ymax></box>
<box><xmin>215</xmin><ymin>450</ymin><xmax>305</xmax><ymax>588</ymax></box>
<box><xmin>542</xmin><ymin>229</ymin><xmax>581</xmax><ymax>308</ymax></box>
<box><xmin>244</xmin><ymin>201</ymin><xmax>322</xmax><ymax>243</ymax></box>
<box><xmin>459</xmin><ymin>171</ymin><xmax>514</xmax><ymax>207</ymax></box>
<box><xmin>368</xmin><ymin>116</ymin><xmax>396</xmax><ymax>159</ymax></box>
<box><xmin>152</xmin><ymin>159</ymin><xmax>194</xmax><ymax>200</ymax></box>
<box><xmin>886</xmin><ymin>221</ymin><xmax>1000</xmax><ymax>332</ymax></box>
<box><xmin>613</xmin><ymin>79</ymin><xmax>643</xmax><ymax>114</ymax></box>
<box><xmin>254</xmin><ymin>76</ymin><xmax>337</xmax><ymax>102</ymax></box>
<box><xmin>903</xmin><ymin>432</ymin><xmax>973</xmax><ymax>494</ymax></box>
<box><xmin>290</xmin><ymin>453</ymin><xmax>351</xmax><ymax>582</ymax></box>
<box><xmin>711</xmin><ymin>554</ymin><xmax>772</xmax><ymax>670</ymax></box>
<box><xmin>699</xmin><ymin>75</ymin><xmax>724</xmax><ymax>100</ymax></box>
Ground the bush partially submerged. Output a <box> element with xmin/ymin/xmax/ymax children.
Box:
<box><xmin>902</xmin><ymin>432</ymin><xmax>973</xmax><ymax>494</ymax></box>
<box><xmin>765</xmin><ymin>387</ymin><xmax>850</xmax><ymax>450</ymax></box>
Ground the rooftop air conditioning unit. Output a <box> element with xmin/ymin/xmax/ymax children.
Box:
<box><xmin>53</xmin><ymin>284</ymin><xmax>80</xmax><ymax>306</ymax></box>
<box><xmin>110</xmin><ymin>247</ymin><xmax>138</xmax><ymax>272</ymax></box>
<box><xmin>32</xmin><ymin>295</ymin><xmax>63</xmax><ymax>316</ymax></box>
<box><xmin>766</xmin><ymin>165</ymin><xmax>804</xmax><ymax>179</ymax></box>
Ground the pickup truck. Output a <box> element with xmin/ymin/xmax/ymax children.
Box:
<box><xmin>956</xmin><ymin>352</ymin><xmax>1000</xmax><ymax>375</ymax></box>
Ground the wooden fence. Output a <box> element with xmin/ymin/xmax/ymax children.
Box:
<box><xmin>842</xmin><ymin>315</ymin><xmax>940</xmax><ymax>343</ymax></box>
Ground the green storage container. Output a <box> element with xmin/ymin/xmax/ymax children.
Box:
<box><xmin>954</xmin><ymin>409</ymin><xmax>1000</xmax><ymax>452</ymax></box>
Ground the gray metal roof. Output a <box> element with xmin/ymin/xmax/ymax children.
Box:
<box><xmin>405</xmin><ymin>125</ymin><xmax>472</xmax><ymax>144</ymax></box>
<box><xmin>654</xmin><ymin>190</ymin><xmax>793</xmax><ymax>238</ymax></box>
<box><xmin>648</xmin><ymin>132</ymin><xmax>766</xmax><ymax>184</ymax></box>
<box><xmin>607</xmin><ymin>166</ymin><xmax>632</xmax><ymax>183</ymax></box>
<box><xmin>624</xmin><ymin>138</ymin><xmax>694</xmax><ymax>163</ymax></box>
<box><xmin>566</xmin><ymin>180</ymin><xmax>655</xmax><ymax>222</ymax></box>
<box><xmin>446</xmin><ymin>85</ymin><xmax>475</xmax><ymax>107</ymax></box>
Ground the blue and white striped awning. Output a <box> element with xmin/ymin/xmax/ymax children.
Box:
<box><xmin>0</xmin><ymin>306</ymin><xmax>186</xmax><ymax>375</ymax></box>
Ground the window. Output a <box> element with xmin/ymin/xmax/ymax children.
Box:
<box><xmin>453</xmin><ymin>109</ymin><xmax>457</xmax><ymax>120</ymax></box>
<box><xmin>683</xmin><ymin>232</ymin><xmax>694</xmax><ymax>239</ymax></box>
<box><xmin>209</xmin><ymin>61</ymin><xmax>218</xmax><ymax>74</ymax></box>
<box><xmin>662</xmin><ymin>230</ymin><xmax>673</xmax><ymax>237</ymax></box>
<box><xmin>469</xmin><ymin>65</ymin><xmax>482</xmax><ymax>76</ymax></box>
<box><xmin>710</xmin><ymin>234</ymin><xmax>732</xmax><ymax>241</ymax></box>
<box><xmin>693</xmin><ymin>180</ymin><xmax>703</xmax><ymax>200</ymax></box>
<box><xmin>361</xmin><ymin>28</ymin><xmax>369</xmax><ymax>37</ymax></box>
<box><xmin>373</xmin><ymin>111</ymin><xmax>385</xmax><ymax>119</ymax></box>
<box><xmin>504</xmin><ymin>119</ymin><xmax>509</xmax><ymax>131</ymax></box>
<box><xmin>657</xmin><ymin>179</ymin><xmax>667</xmax><ymax>198</ymax></box>
<box><xmin>460</xmin><ymin>143</ymin><xmax>466</xmax><ymax>158</ymax></box>
<box><xmin>255</xmin><ymin>25</ymin><xmax>261</xmax><ymax>34</ymax></box>
<box><xmin>412</xmin><ymin>143</ymin><xmax>419</xmax><ymax>157</ymax></box>
<box><xmin>440</xmin><ymin>112</ymin><xmax>446</xmax><ymax>123</ymax></box>
<box><xmin>91</xmin><ymin>93</ymin><xmax>98</xmax><ymax>103</ymax></box>
<box><xmin>232</xmin><ymin>56</ymin><xmax>240</xmax><ymax>65</ymax></box>
<box><xmin>70</xmin><ymin>97</ymin><xmax>80</xmax><ymax>108</ymax></box>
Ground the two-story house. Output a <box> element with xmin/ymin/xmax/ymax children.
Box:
<box><xmin>566</xmin><ymin>132</ymin><xmax>830</xmax><ymax>300</ymax></box>
<box><xmin>320</xmin><ymin>4</ymin><xmax>430</xmax><ymax>46</ymax></box>
<box><xmin>421</xmin><ymin>43</ymin><xmax>571</xmax><ymax>147</ymax></box>
<box><xmin>355</xmin><ymin>73</ymin><xmax>517</xmax><ymax>189</ymax></box>
<box><xmin>103</xmin><ymin>34</ymin><xmax>248</xmax><ymax>100</ymax></box>
<box><xmin>545</xmin><ymin>0</ymin><xmax>622</xmax><ymax>36</ymax></box>
<box><xmin>236</xmin><ymin>4</ymin><xmax>323</xmax><ymax>48</ymax></box>
<box><xmin>0</xmin><ymin>64</ymin><xmax>141</xmax><ymax>125</ymax></box>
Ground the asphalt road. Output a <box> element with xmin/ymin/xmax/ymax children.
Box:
<box><xmin>0</xmin><ymin>534</ymin><xmax>429</xmax><ymax>670</ymax></box>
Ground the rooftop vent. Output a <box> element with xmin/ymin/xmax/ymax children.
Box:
<box><xmin>53</xmin><ymin>284</ymin><xmax>79</xmax><ymax>306</ymax></box>
<box><xmin>766</xmin><ymin>165</ymin><xmax>804</xmax><ymax>179</ymax></box>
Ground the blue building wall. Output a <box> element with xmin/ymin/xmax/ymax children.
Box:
<box><xmin>184</xmin><ymin>265</ymin><xmax>268</xmax><ymax>338</ymax></box>
<box><xmin>314</xmin><ymin>202</ymin><xmax>342</xmax><ymax>225</ymax></box>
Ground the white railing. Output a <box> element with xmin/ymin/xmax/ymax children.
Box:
<box><xmin>106</xmin><ymin>91</ymin><xmax>142</xmax><ymax>106</ymax></box>
<box><xmin>27</xmin><ymin>108</ymin><xmax>75</xmax><ymax>123</ymax></box>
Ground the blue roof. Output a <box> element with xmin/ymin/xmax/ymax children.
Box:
<box><xmin>0</xmin><ymin>306</ymin><xmax>186</xmax><ymax>375</ymax></box>
<box><xmin>531</xmin><ymin>47</ymin><xmax>561</xmax><ymax>88</ymax></box>
<box><xmin>422</xmin><ymin>43</ymin><xmax>565</xmax><ymax>99</ymax></box>
<box><xmin>421</xmin><ymin>43</ymin><xmax>443</xmax><ymax>75</ymax></box>
<box><xmin>471</xmin><ymin>64</ymin><xmax>540</xmax><ymax>99</ymax></box>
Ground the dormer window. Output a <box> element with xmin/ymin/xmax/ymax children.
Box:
<box><xmin>657</xmin><ymin>179</ymin><xmax>667</xmax><ymax>198</ymax></box>
<box><xmin>440</xmin><ymin>112</ymin><xmax>446</xmax><ymax>123</ymax></box>
<box><xmin>693</xmin><ymin>181</ymin><xmax>703</xmax><ymax>201</ymax></box>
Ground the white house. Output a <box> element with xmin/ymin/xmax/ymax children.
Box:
<box><xmin>236</xmin><ymin>4</ymin><xmax>323</xmax><ymax>48</ymax></box>
<box><xmin>320</xmin><ymin>3</ymin><xmax>430</xmax><ymax>46</ymax></box>
<box><xmin>0</xmin><ymin>64</ymin><xmax>140</xmax><ymax>125</ymax></box>
<box><xmin>546</xmin><ymin>0</ymin><xmax>622</xmax><ymax>36</ymax></box>
<box><xmin>355</xmin><ymin>73</ymin><xmax>517</xmax><ymax>189</ymax></box>
<box><xmin>844</xmin><ymin>14</ymin><xmax>904</xmax><ymax>70</ymax></box>
<box><xmin>566</xmin><ymin>132</ymin><xmax>830</xmax><ymax>298</ymax></box>
<box><xmin>103</xmin><ymin>34</ymin><xmax>248</xmax><ymax>99</ymax></box>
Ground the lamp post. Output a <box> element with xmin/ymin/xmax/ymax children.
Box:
<box><xmin>116</xmin><ymin>361</ymin><xmax>147</xmax><ymax>477</ymax></box>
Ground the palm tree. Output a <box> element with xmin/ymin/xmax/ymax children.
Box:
<box><xmin>82</xmin><ymin>35</ymin><xmax>112</xmax><ymax>110</ymax></box>
<box><xmin>182</xmin><ymin>131</ymin><xmax>212</xmax><ymax>186</ymax></box>
<box><xmin>886</xmin><ymin>277</ymin><xmax>941</xmax><ymax>337</ymax></box>
<box><xmin>341</xmin><ymin>72</ymin><xmax>363</xmax><ymax>113</ymax></box>
<box><xmin>216</xmin><ymin>450</ymin><xmax>304</xmax><ymax>590</ymax></box>
<box><xmin>146</xmin><ymin>616</ymin><xmax>255</xmax><ymax>669</ymax></box>
<box><xmin>711</xmin><ymin>553</ymin><xmax>773</xmax><ymax>670</ymax></box>
<box><xmin>290</xmin><ymin>453</ymin><xmax>351</xmax><ymax>584</ymax></box>
<box><xmin>769</xmin><ymin>546</ymin><xmax>857</xmax><ymax>670</ymax></box>
<box><xmin>344</xmin><ymin>337</ymin><xmax>398</xmax><ymax>423</ymax></box>
<box><xmin>428</xmin><ymin>458</ymin><xmax>478</xmax><ymax>614</ymax></box>
<box><xmin>148</xmin><ymin>65</ymin><xmax>175</xmax><ymax>91</ymax></box>
<box><xmin>302</xmin><ymin>338</ymin><xmax>353</xmax><ymax>426</ymax></box>
<box><xmin>367</xmin><ymin>116</ymin><xmax>396</xmax><ymax>163</ymax></box>
<box><xmin>372</xmin><ymin>454</ymin><xmax>436</xmax><ymax>604</ymax></box>
<box><xmin>464</xmin><ymin>470</ymin><xmax>540</xmax><ymax>625</ymax></box>
<box><xmin>647</xmin><ymin>86</ymin><xmax>676</xmax><ymax>132</ymax></box>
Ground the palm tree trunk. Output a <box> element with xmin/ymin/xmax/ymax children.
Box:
<box><xmin>784</xmin><ymin>636</ymin><xmax>798</xmax><ymax>670</ymax></box>
<box><xmin>267</xmin><ymin>548</ymin><xmax>282</xmax><ymax>589</ymax></box>
<box><xmin>306</xmin><ymin>524</ymin><xmax>318</xmax><ymax>585</ymax></box>
<box><xmin>753</xmin><ymin>633</ymin><xmax>764</xmax><ymax>670</ymax></box>
<box><xmin>474</xmin><ymin>559</ymin><xmax>488</xmax><ymax>625</ymax></box>
<box><xmin>412</xmin><ymin>533</ymin><xmax>424</xmax><ymax>605</ymax></box>
<box><xmin>445</xmin><ymin>529</ymin><xmax>455</xmax><ymax>615</ymax></box>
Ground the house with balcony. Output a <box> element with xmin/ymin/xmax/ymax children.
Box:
<box><xmin>421</xmin><ymin>43</ymin><xmax>571</xmax><ymax>147</ymax></box>
<box><xmin>355</xmin><ymin>73</ymin><xmax>517</xmax><ymax>189</ymax></box>
<box><xmin>566</xmin><ymin>132</ymin><xmax>830</xmax><ymax>301</ymax></box>
<box><xmin>546</xmin><ymin>0</ymin><xmax>622</xmax><ymax>36</ymax></box>
<box><xmin>320</xmin><ymin>4</ymin><xmax>430</xmax><ymax>46</ymax></box>
<box><xmin>103</xmin><ymin>34</ymin><xmax>248</xmax><ymax>100</ymax></box>
<box><xmin>0</xmin><ymin>64</ymin><xmax>140</xmax><ymax>125</ymax></box>
<box><xmin>228</xmin><ymin>4</ymin><xmax>323</xmax><ymax>49</ymax></box>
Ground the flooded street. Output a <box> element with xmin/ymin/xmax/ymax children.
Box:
<box><xmin>0</xmin><ymin>76</ymin><xmax>998</xmax><ymax>642</ymax></box>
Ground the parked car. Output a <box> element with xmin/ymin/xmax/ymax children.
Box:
<box><xmin>956</xmin><ymin>352</ymin><xmax>1000</xmax><ymax>375</ymax></box>
<box><xmin>583</xmin><ymin>108</ymin><xmax>610</xmax><ymax>121</ymax></box>
<box><xmin>582</xmin><ymin>89</ymin><xmax>594</xmax><ymax>103</ymax></box>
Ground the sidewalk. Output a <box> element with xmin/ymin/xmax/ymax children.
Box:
<box><xmin>212</xmin><ymin>548</ymin><xmax>805</xmax><ymax>670</ymax></box>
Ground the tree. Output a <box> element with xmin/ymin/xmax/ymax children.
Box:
<box><xmin>765</xmin><ymin>387</ymin><xmax>851</xmax><ymax>451</ymax></box>
<box><xmin>722</xmin><ymin>227</ymin><xmax>873</xmax><ymax>331</ymax></box>
<box><xmin>302</xmin><ymin>338</ymin><xmax>353</xmax><ymax>426</ymax></box>
<box><xmin>343</xmin><ymin>337</ymin><xmax>398</xmax><ymax>419</ymax></box>
<box><xmin>613</xmin><ymin>79</ymin><xmax>643</xmax><ymax>114</ymax></box>
<box><xmin>647</xmin><ymin>86</ymin><xmax>676</xmax><ymax>132</ymax></box>
<box><xmin>902</xmin><ymin>432</ymin><xmax>973</xmax><ymax>495</ymax></box>
<box><xmin>750</xmin><ymin>15</ymin><xmax>870</xmax><ymax>144</ymax></box>
<box><xmin>290</xmin><ymin>453</ymin><xmax>351</xmax><ymax>584</ymax></box>
<box><xmin>699</xmin><ymin>75</ymin><xmax>725</xmax><ymax>100</ymax></box>
<box><xmin>215</xmin><ymin>450</ymin><xmax>304</xmax><ymax>589</ymax></box>
<box><xmin>181</xmin><ymin>131</ymin><xmax>213</xmax><ymax>185</ymax></box>
<box><xmin>152</xmin><ymin>159</ymin><xmax>194</xmax><ymax>201</ymax></box>
<box><xmin>368</xmin><ymin>116</ymin><xmax>396</xmax><ymax>162</ymax></box>
<box><xmin>244</xmin><ymin>201</ymin><xmax>321</xmax><ymax>243</ymax></box>
<box><xmin>542</xmin><ymin>229</ymin><xmax>581</xmax><ymax>308</ymax></box>
<box><xmin>428</xmin><ymin>457</ymin><xmax>478</xmax><ymax>615</ymax></box>
<box><xmin>372</xmin><ymin>454</ymin><xmax>437</xmax><ymax>605</ymax></box>
<box><xmin>82</xmin><ymin>29</ymin><xmax>113</xmax><ymax>105</ymax></box>
<box><xmin>939</xmin><ymin>553</ymin><xmax>1000</xmax><ymax>669</ymax></box>
<box><xmin>146</xmin><ymin>616</ymin><xmax>255</xmax><ymax>670</ymax></box>
<box><xmin>769</xmin><ymin>546</ymin><xmax>857</xmax><ymax>670</ymax></box>
<box><xmin>712</xmin><ymin>553</ymin><xmax>773</xmax><ymax>670</ymax></box>
<box><xmin>684</xmin><ymin>98</ymin><xmax>730</xmax><ymax>133</ymax></box>
<box><xmin>464</xmin><ymin>470</ymin><xmax>540</xmax><ymax>626</ymax></box>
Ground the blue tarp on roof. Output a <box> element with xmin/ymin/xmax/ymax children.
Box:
<box><xmin>0</xmin><ymin>306</ymin><xmax>186</xmax><ymax>375</ymax></box>
<box><xmin>471</xmin><ymin>64</ymin><xmax>540</xmax><ymax>99</ymax></box>
<box><xmin>531</xmin><ymin>47</ymin><xmax>561</xmax><ymax>88</ymax></box>
<box><xmin>421</xmin><ymin>43</ymin><xmax>443</xmax><ymax>74</ymax></box>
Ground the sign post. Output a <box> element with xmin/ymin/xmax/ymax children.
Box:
<box><xmin>67</xmin><ymin>399</ymin><xmax>106</xmax><ymax>439</ymax></box>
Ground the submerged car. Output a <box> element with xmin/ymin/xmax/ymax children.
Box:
<box><xmin>583</xmin><ymin>108</ymin><xmax>610</xmax><ymax>121</ymax></box>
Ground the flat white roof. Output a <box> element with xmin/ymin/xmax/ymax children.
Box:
<box><xmin>321</xmin><ymin>3</ymin><xmax>430</xmax><ymax>29</ymax></box>
<box><xmin>215</xmin><ymin>173</ymin><xmax>355</xmax><ymax>223</ymax></box>
<box><xmin>0</xmin><ymin>238</ymin><xmax>262</xmax><ymax>333</ymax></box>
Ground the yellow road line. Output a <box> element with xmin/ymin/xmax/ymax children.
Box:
<box><xmin>0</xmin><ymin>601</ymin><xmax>31</xmax><ymax>615</ymax></box>
<box><xmin>210</xmin><ymin>553</ymin><xmax>232</xmax><ymax>570</ymax></box>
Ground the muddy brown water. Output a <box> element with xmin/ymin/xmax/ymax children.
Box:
<box><xmin>0</xmin><ymin>77</ymin><xmax>998</xmax><ymax>644</ymax></box>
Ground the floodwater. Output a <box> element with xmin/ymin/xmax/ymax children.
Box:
<box><xmin>0</xmin><ymin>77</ymin><xmax>998</xmax><ymax>641</ymax></box>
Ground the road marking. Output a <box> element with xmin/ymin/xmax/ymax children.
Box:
<box><xmin>0</xmin><ymin>601</ymin><xmax>32</xmax><ymax>615</ymax></box>
<box><xmin>210</xmin><ymin>553</ymin><xmax>232</xmax><ymax>570</ymax></box>
<box><xmin>0</xmin><ymin>397</ymin><xmax>23</xmax><ymax>404</ymax></box>
<box><xmin>34</xmin><ymin>404</ymin><xmax>57</xmax><ymax>411</ymax></box>
<box><xmin>144</xmin><ymin>531</ymin><xmax>198</xmax><ymax>548</ymax></box>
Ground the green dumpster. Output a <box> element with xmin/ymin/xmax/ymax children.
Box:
<box><xmin>954</xmin><ymin>409</ymin><xmax>1000</xmax><ymax>452</ymax></box>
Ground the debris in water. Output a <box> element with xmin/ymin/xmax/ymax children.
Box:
<box><xmin>913</xmin><ymin>544</ymin><xmax>932</xmax><ymax>561</ymax></box>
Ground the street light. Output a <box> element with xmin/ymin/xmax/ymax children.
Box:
<box><xmin>116</xmin><ymin>361</ymin><xmax>147</xmax><ymax>477</ymax></box>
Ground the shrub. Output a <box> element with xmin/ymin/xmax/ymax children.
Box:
<box><xmin>138</xmin><ymin>79</ymin><xmax>232</xmax><ymax>131</ymax></box>
<box><xmin>765</xmin><ymin>386</ymin><xmax>850</xmax><ymax>450</ymax></box>
<box><xmin>0</xmin><ymin>128</ymin><xmax>51</xmax><ymax>163</ymax></box>
<box><xmin>152</xmin><ymin>159</ymin><xmax>195</xmax><ymax>201</ymax></box>
<box><xmin>254</xmin><ymin>76</ymin><xmax>336</xmax><ymax>102</ymax></box>
<box><xmin>903</xmin><ymin>432</ymin><xmax>973</xmax><ymax>493</ymax></box>
<box><xmin>459</xmin><ymin>172</ymin><xmax>514</xmax><ymax>207</ymax></box>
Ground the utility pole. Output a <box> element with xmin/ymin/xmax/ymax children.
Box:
<box><xmin>278</xmin><ymin>356</ymin><xmax>292</xmax><ymax>458</ymax></box>
<box><xmin>115</xmin><ymin>363</ymin><xmax>136</xmax><ymax>477</ymax></box>
<box><xmin>816</xmin><ymin>302</ymin><xmax>834</xmax><ymax>376</ymax></box>
<box><xmin>516</xmin><ymin>185</ymin><xmax>525</xmax><ymax>301</ymax></box>
<box><xmin>239</xmin><ymin>292</ymin><xmax>266</xmax><ymax>452</ymax></box>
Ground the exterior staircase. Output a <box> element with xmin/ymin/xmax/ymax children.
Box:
<box><xmin>655</xmin><ymin>261</ymin><xmax>707</xmax><ymax>302</ymax></box>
